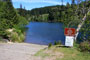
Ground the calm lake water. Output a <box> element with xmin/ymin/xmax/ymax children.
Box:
<box><xmin>25</xmin><ymin>22</ymin><xmax>65</xmax><ymax>45</ymax></box>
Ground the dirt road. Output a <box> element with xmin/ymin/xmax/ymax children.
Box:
<box><xmin>0</xmin><ymin>43</ymin><xmax>47</xmax><ymax>60</ymax></box>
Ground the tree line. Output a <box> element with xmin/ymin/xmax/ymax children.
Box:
<box><xmin>17</xmin><ymin>0</ymin><xmax>90</xmax><ymax>27</ymax></box>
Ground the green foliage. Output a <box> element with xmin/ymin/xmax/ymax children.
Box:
<box><xmin>48</xmin><ymin>11</ymin><xmax>55</xmax><ymax>22</ymax></box>
<box><xmin>17</xmin><ymin>1</ymin><xmax>90</xmax><ymax>28</ymax></box>
<box><xmin>0</xmin><ymin>0</ymin><xmax>19</xmax><ymax>35</ymax></box>
<box><xmin>6</xmin><ymin>29</ymin><xmax>25</xmax><ymax>42</ymax></box>
<box><xmin>14</xmin><ymin>16</ymin><xmax>28</xmax><ymax>33</ymax></box>
<box><xmin>54</xmin><ymin>41</ymin><xmax>62</xmax><ymax>45</ymax></box>
<box><xmin>58</xmin><ymin>41</ymin><xmax>62</xmax><ymax>45</ymax></box>
<box><xmin>0</xmin><ymin>1</ymin><xmax>28</xmax><ymax>42</ymax></box>
<box><xmin>30</xmin><ymin>14</ymin><xmax>49</xmax><ymax>22</ymax></box>
<box><xmin>48</xmin><ymin>43</ymin><xmax>52</xmax><ymax>48</ymax></box>
<box><xmin>80</xmin><ymin>12</ymin><xmax>90</xmax><ymax>41</ymax></box>
<box><xmin>54</xmin><ymin>41</ymin><xmax>57</xmax><ymax>45</ymax></box>
<box><xmin>18</xmin><ymin>16</ymin><xmax>28</xmax><ymax>25</ymax></box>
<box><xmin>79</xmin><ymin>41</ymin><xmax>90</xmax><ymax>52</ymax></box>
<box><xmin>9</xmin><ymin>32</ymin><xmax>19</xmax><ymax>42</ymax></box>
<box><xmin>0</xmin><ymin>37</ymin><xmax>2</xmax><ymax>41</ymax></box>
<box><xmin>11</xmin><ymin>33</ymin><xmax>24</xmax><ymax>42</ymax></box>
<box><xmin>16</xmin><ymin>0</ymin><xmax>90</xmax><ymax>28</ymax></box>
<box><xmin>76</xmin><ymin>1</ymin><xmax>90</xmax><ymax>53</ymax></box>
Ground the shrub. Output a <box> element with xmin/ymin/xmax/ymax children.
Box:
<box><xmin>10</xmin><ymin>32</ymin><xmax>19</xmax><ymax>42</ymax></box>
<box><xmin>48</xmin><ymin>43</ymin><xmax>52</xmax><ymax>48</ymax></box>
<box><xmin>0</xmin><ymin>37</ymin><xmax>2</xmax><ymax>41</ymax></box>
<box><xmin>54</xmin><ymin>41</ymin><xmax>62</xmax><ymax>45</ymax></box>
<box><xmin>19</xmin><ymin>33</ymin><xmax>25</xmax><ymax>42</ymax></box>
<box><xmin>54</xmin><ymin>41</ymin><xmax>57</xmax><ymax>45</ymax></box>
<box><xmin>6</xmin><ymin>28</ymin><xmax>25</xmax><ymax>42</ymax></box>
<box><xmin>58</xmin><ymin>41</ymin><xmax>62</xmax><ymax>45</ymax></box>
<box><xmin>79</xmin><ymin>41</ymin><xmax>90</xmax><ymax>52</ymax></box>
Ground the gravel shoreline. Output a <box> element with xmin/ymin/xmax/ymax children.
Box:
<box><xmin>0</xmin><ymin>43</ymin><xmax>47</xmax><ymax>60</ymax></box>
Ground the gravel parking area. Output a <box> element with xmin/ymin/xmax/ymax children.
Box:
<box><xmin>0</xmin><ymin>43</ymin><xmax>47</xmax><ymax>60</ymax></box>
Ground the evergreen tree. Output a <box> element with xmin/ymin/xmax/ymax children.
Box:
<box><xmin>4</xmin><ymin>0</ymin><xmax>19</xmax><ymax>27</ymax></box>
<box><xmin>48</xmin><ymin>11</ymin><xmax>54</xmax><ymax>22</ymax></box>
<box><xmin>0</xmin><ymin>0</ymin><xmax>19</xmax><ymax>36</ymax></box>
<box><xmin>72</xmin><ymin>0</ymin><xmax>75</xmax><ymax>5</ymax></box>
<box><xmin>66</xmin><ymin>2</ymin><xmax>70</xmax><ymax>8</ymax></box>
<box><xmin>19</xmin><ymin>4</ymin><xmax>23</xmax><ymax>16</ymax></box>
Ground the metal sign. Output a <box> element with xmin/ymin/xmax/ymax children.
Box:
<box><xmin>64</xmin><ymin>28</ymin><xmax>76</xmax><ymax>36</ymax></box>
<box><xmin>65</xmin><ymin>36</ymin><xmax>74</xmax><ymax>47</ymax></box>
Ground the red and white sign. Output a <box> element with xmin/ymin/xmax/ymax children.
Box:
<box><xmin>64</xmin><ymin>28</ymin><xmax>76</xmax><ymax>36</ymax></box>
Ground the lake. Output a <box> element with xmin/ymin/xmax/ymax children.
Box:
<box><xmin>25</xmin><ymin>22</ymin><xmax>65</xmax><ymax>45</ymax></box>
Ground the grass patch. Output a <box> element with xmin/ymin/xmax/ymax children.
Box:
<box><xmin>35</xmin><ymin>49</ymin><xmax>50</xmax><ymax>58</ymax></box>
<box><xmin>56</xmin><ymin>47</ymin><xmax>90</xmax><ymax>60</ymax></box>
<box><xmin>35</xmin><ymin>45</ymin><xmax>90</xmax><ymax>60</ymax></box>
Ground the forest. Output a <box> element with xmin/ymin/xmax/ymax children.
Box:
<box><xmin>17</xmin><ymin>0</ymin><xmax>90</xmax><ymax>27</ymax></box>
<box><xmin>0</xmin><ymin>0</ymin><xmax>28</xmax><ymax>42</ymax></box>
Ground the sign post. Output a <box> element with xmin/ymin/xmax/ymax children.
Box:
<box><xmin>64</xmin><ymin>28</ymin><xmax>76</xmax><ymax>47</ymax></box>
